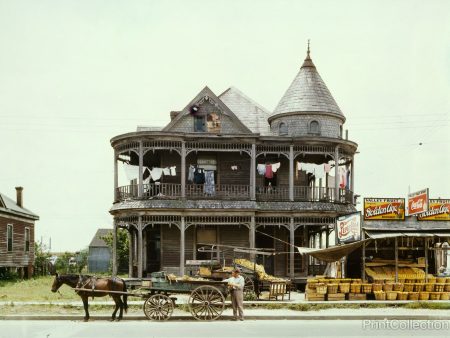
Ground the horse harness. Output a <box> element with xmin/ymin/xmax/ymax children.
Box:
<box><xmin>76</xmin><ymin>275</ymin><xmax>97</xmax><ymax>298</ymax></box>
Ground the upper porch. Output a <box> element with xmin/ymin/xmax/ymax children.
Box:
<box><xmin>112</xmin><ymin>133</ymin><xmax>358</xmax><ymax>206</ymax></box>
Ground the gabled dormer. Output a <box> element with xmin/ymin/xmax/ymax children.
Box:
<box><xmin>163</xmin><ymin>86</ymin><xmax>253</xmax><ymax>135</ymax></box>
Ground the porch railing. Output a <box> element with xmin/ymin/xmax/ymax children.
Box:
<box><xmin>116</xmin><ymin>184</ymin><xmax>353</xmax><ymax>204</ymax></box>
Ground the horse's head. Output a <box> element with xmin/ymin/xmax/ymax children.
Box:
<box><xmin>51</xmin><ymin>273</ymin><xmax>63</xmax><ymax>293</ymax></box>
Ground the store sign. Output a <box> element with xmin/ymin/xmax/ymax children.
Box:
<box><xmin>418</xmin><ymin>199</ymin><xmax>450</xmax><ymax>221</ymax></box>
<box><xmin>408</xmin><ymin>188</ymin><xmax>429</xmax><ymax>216</ymax></box>
<box><xmin>364</xmin><ymin>198</ymin><xmax>405</xmax><ymax>220</ymax></box>
<box><xmin>336</xmin><ymin>212</ymin><xmax>361</xmax><ymax>243</ymax></box>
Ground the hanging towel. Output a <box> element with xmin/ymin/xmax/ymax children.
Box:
<box><xmin>272</xmin><ymin>162</ymin><xmax>281</xmax><ymax>173</ymax></box>
<box><xmin>324</xmin><ymin>163</ymin><xmax>331</xmax><ymax>173</ymax></box>
<box><xmin>188</xmin><ymin>165</ymin><xmax>195</xmax><ymax>182</ymax></box>
<box><xmin>204</xmin><ymin>170</ymin><xmax>215</xmax><ymax>195</ymax></box>
<box><xmin>297</xmin><ymin>161</ymin><xmax>302</xmax><ymax>171</ymax></box>
<box><xmin>150</xmin><ymin>167</ymin><xmax>163</xmax><ymax>181</ymax></box>
<box><xmin>339</xmin><ymin>167</ymin><xmax>347</xmax><ymax>189</ymax></box>
<box><xmin>315</xmin><ymin>165</ymin><xmax>325</xmax><ymax>179</ymax></box>
<box><xmin>162</xmin><ymin>167</ymin><xmax>171</xmax><ymax>176</ymax></box>
<box><xmin>170</xmin><ymin>166</ymin><xmax>176</xmax><ymax>176</ymax></box>
<box><xmin>257</xmin><ymin>164</ymin><xmax>266</xmax><ymax>175</ymax></box>
<box><xmin>265</xmin><ymin>164</ymin><xmax>273</xmax><ymax>179</ymax></box>
<box><xmin>123</xmin><ymin>164</ymin><xmax>146</xmax><ymax>181</ymax></box>
<box><xmin>302</xmin><ymin>163</ymin><xmax>316</xmax><ymax>175</ymax></box>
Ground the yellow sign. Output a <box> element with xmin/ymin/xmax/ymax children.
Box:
<box><xmin>364</xmin><ymin>198</ymin><xmax>405</xmax><ymax>220</ymax></box>
<box><xmin>417</xmin><ymin>199</ymin><xmax>450</xmax><ymax>221</ymax></box>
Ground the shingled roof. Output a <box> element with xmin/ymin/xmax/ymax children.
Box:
<box><xmin>89</xmin><ymin>228</ymin><xmax>112</xmax><ymax>247</ymax></box>
<box><xmin>219</xmin><ymin>87</ymin><xmax>271</xmax><ymax>135</ymax></box>
<box><xmin>0</xmin><ymin>192</ymin><xmax>39</xmax><ymax>220</ymax></box>
<box><xmin>271</xmin><ymin>47</ymin><xmax>344</xmax><ymax>120</ymax></box>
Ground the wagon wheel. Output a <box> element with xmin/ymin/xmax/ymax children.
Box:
<box><xmin>188</xmin><ymin>285</ymin><xmax>225</xmax><ymax>321</ymax></box>
<box><xmin>242</xmin><ymin>273</ymin><xmax>255</xmax><ymax>298</ymax></box>
<box><xmin>143</xmin><ymin>294</ymin><xmax>174</xmax><ymax>321</ymax></box>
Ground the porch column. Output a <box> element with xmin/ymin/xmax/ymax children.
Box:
<box><xmin>394</xmin><ymin>236</ymin><xmax>398</xmax><ymax>283</ymax></box>
<box><xmin>138</xmin><ymin>141</ymin><xmax>143</xmax><ymax>198</ymax></box>
<box><xmin>250</xmin><ymin>144</ymin><xmax>256</xmax><ymax>200</ymax></box>
<box><xmin>128</xmin><ymin>229</ymin><xmax>133</xmax><ymax>277</ymax></box>
<box><xmin>302</xmin><ymin>225</ymin><xmax>308</xmax><ymax>274</ymax></box>
<box><xmin>138</xmin><ymin>216</ymin><xmax>143</xmax><ymax>278</ymax></box>
<box><xmin>350</xmin><ymin>155</ymin><xmax>354</xmax><ymax>193</ymax></box>
<box><xmin>362</xmin><ymin>230</ymin><xmax>366</xmax><ymax>282</ymax></box>
<box><xmin>334</xmin><ymin>146</ymin><xmax>340</xmax><ymax>202</ymax></box>
<box><xmin>112</xmin><ymin>222</ymin><xmax>118</xmax><ymax>276</ymax></box>
<box><xmin>289</xmin><ymin>217</ymin><xmax>295</xmax><ymax>280</ymax></box>
<box><xmin>114</xmin><ymin>150</ymin><xmax>118</xmax><ymax>202</ymax></box>
<box><xmin>180</xmin><ymin>217</ymin><xmax>186</xmax><ymax>275</ymax></box>
<box><xmin>181</xmin><ymin>141</ymin><xmax>186</xmax><ymax>198</ymax></box>
<box><xmin>289</xmin><ymin>145</ymin><xmax>294</xmax><ymax>201</ymax></box>
<box><xmin>249</xmin><ymin>216</ymin><xmax>256</xmax><ymax>260</ymax></box>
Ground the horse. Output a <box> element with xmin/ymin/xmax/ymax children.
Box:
<box><xmin>51</xmin><ymin>273</ymin><xmax>128</xmax><ymax>322</ymax></box>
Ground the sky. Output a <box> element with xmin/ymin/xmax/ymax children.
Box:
<box><xmin>0</xmin><ymin>0</ymin><xmax>449</xmax><ymax>252</ymax></box>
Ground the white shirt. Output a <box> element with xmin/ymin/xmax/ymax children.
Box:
<box><xmin>223</xmin><ymin>275</ymin><xmax>245</xmax><ymax>291</ymax></box>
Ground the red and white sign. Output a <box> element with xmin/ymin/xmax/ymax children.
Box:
<box><xmin>408</xmin><ymin>188</ymin><xmax>429</xmax><ymax>216</ymax></box>
<box><xmin>336</xmin><ymin>212</ymin><xmax>361</xmax><ymax>244</ymax></box>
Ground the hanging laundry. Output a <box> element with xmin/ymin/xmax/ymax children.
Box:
<box><xmin>123</xmin><ymin>164</ymin><xmax>141</xmax><ymax>181</ymax></box>
<box><xmin>265</xmin><ymin>164</ymin><xmax>273</xmax><ymax>179</ymax></box>
<box><xmin>188</xmin><ymin>165</ymin><xmax>195</xmax><ymax>182</ymax></box>
<box><xmin>314</xmin><ymin>165</ymin><xmax>325</xmax><ymax>179</ymax></box>
<box><xmin>170</xmin><ymin>166</ymin><xmax>176</xmax><ymax>176</ymax></box>
<box><xmin>231</xmin><ymin>165</ymin><xmax>238</xmax><ymax>171</ymax></box>
<box><xmin>324</xmin><ymin>163</ymin><xmax>331</xmax><ymax>173</ymax></box>
<box><xmin>204</xmin><ymin>170</ymin><xmax>215</xmax><ymax>195</ymax></box>
<box><xmin>346</xmin><ymin>169</ymin><xmax>351</xmax><ymax>190</ymax></box>
<box><xmin>302</xmin><ymin>163</ymin><xmax>316</xmax><ymax>175</ymax></box>
<box><xmin>271</xmin><ymin>162</ymin><xmax>281</xmax><ymax>173</ymax></box>
<box><xmin>339</xmin><ymin>167</ymin><xmax>347</xmax><ymax>189</ymax></box>
<box><xmin>149</xmin><ymin>167</ymin><xmax>163</xmax><ymax>181</ymax></box>
<box><xmin>296</xmin><ymin>161</ymin><xmax>302</xmax><ymax>171</ymax></box>
<box><xmin>193</xmin><ymin>168</ymin><xmax>205</xmax><ymax>184</ymax></box>
<box><xmin>257</xmin><ymin>164</ymin><xmax>266</xmax><ymax>175</ymax></box>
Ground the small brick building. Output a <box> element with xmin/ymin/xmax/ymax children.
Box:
<box><xmin>0</xmin><ymin>187</ymin><xmax>39</xmax><ymax>278</ymax></box>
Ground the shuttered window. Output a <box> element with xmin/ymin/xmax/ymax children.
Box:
<box><xmin>7</xmin><ymin>224</ymin><xmax>13</xmax><ymax>252</ymax></box>
<box><xmin>25</xmin><ymin>227</ymin><xmax>30</xmax><ymax>252</ymax></box>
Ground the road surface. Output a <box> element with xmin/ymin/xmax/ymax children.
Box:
<box><xmin>1</xmin><ymin>319</ymin><xmax>449</xmax><ymax>338</ymax></box>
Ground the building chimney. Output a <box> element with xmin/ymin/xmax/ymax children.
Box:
<box><xmin>15</xmin><ymin>187</ymin><xmax>23</xmax><ymax>207</ymax></box>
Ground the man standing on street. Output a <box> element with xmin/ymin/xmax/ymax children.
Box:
<box><xmin>223</xmin><ymin>268</ymin><xmax>245</xmax><ymax>321</ymax></box>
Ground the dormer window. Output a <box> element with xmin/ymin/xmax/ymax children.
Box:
<box><xmin>279</xmin><ymin>122</ymin><xmax>288</xmax><ymax>136</ymax></box>
<box><xmin>194</xmin><ymin>112</ymin><xmax>221</xmax><ymax>133</ymax></box>
<box><xmin>309</xmin><ymin>120</ymin><xmax>320</xmax><ymax>135</ymax></box>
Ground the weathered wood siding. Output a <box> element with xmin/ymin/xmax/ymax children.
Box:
<box><xmin>218</xmin><ymin>153</ymin><xmax>250</xmax><ymax>186</ymax></box>
<box><xmin>274</xmin><ymin>227</ymin><xmax>288</xmax><ymax>276</ymax></box>
<box><xmin>88</xmin><ymin>247</ymin><xmax>111</xmax><ymax>273</ymax></box>
<box><xmin>218</xmin><ymin>225</ymin><xmax>249</xmax><ymax>264</ymax></box>
<box><xmin>0</xmin><ymin>215</ymin><xmax>35</xmax><ymax>268</ymax></box>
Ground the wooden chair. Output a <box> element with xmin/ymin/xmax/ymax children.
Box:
<box><xmin>268</xmin><ymin>282</ymin><xmax>287</xmax><ymax>300</ymax></box>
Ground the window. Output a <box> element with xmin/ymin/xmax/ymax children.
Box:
<box><xmin>194</xmin><ymin>115</ymin><xmax>206</xmax><ymax>132</ymax></box>
<box><xmin>194</xmin><ymin>112</ymin><xmax>221</xmax><ymax>133</ymax></box>
<box><xmin>309</xmin><ymin>120</ymin><xmax>320</xmax><ymax>135</ymax></box>
<box><xmin>278</xmin><ymin>122</ymin><xmax>288</xmax><ymax>136</ymax></box>
<box><xmin>25</xmin><ymin>227</ymin><xmax>30</xmax><ymax>252</ymax></box>
<box><xmin>339</xmin><ymin>125</ymin><xmax>343</xmax><ymax>138</ymax></box>
<box><xmin>7</xmin><ymin>224</ymin><xmax>13</xmax><ymax>252</ymax></box>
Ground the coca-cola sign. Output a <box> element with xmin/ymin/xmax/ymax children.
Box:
<box><xmin>364</xmin><ymin>198</ymin><xmax>405</xmax><ymax>220</ymax></box>
<box><xmin>418</xmin><ymin>199</ymin><xmax>450</xmax><ymax>221</ymax></box>
<box><xmin>336</xmin><ymin>212</ymin><xmax>361</xmax><ymax>243</ymax></box>
<box><xmin>408</xmin><ymin>188</ymin><xmax>429</xmax><ymax>216</ymax></box>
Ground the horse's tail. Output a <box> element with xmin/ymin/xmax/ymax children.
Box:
<box><xmin>122</xmin><ymin>279</ymin><xmax>128</xmax><ymax>313</ymax></box>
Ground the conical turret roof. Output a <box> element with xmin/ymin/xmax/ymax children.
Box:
<box><xmin>270</xmin><ymin>46</ymin><xmax>344</xmax><ymax>120</ymax></box>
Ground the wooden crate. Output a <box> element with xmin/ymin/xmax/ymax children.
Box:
<box><xmin>306</xmin><ymin>292</ymin><xmax>325</xmax><ymax>301</ymax></box>
<box><xmin>327</xmin><ymin>293</ymin><xmax>345</xmax><ymax>301</ymax></box>
<box><xmin>348</xmin><ymin>293</ymin><xmax>367</xmax><ymax>301</ymax></box>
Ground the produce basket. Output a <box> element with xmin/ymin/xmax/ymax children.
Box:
<box><xmin>445</xmin><ymin>284</ymin><xmax>450</xmax><ymax>292</ymax></box>
<box><xmin>435</xmin><ymin>284</ymin><xmax>445</xmax><ymax>292</ymax></box>
<box><xmin>352</xmin><ymin>279</ymin><xmax>362</xmax><ymax>284</ymax></box>
<box><xmin>350</xmin><ymin>284</ymin><xmax>361</xmax><ymax>293</ymax></box>
<box><xmin>361</xmin><ymin>284</ymin><xmax>372</xmax><ymax>294</ymax></box>
<box><xmin>386</xmin><ymin>291</ymin><xmax>398</xmax><ymax>301</ymax></box>
<box><xmin>383</xmin><ymin>283</ymin><xmax>394</xmax><ymax>292</ymax></box>
<box><xmin>419</xmin><ymin>292</ymin><xmax>429</xmax><ymax>301</ymax></box>
<box><xmin>393</xmin><ymin>283</ymin><xmax>404</xmax><ymax>292</ymax></box>
<box><xmin>374</xmin><ymin>291</ymin><xmax>386</xmax><ymax>300</ymax></box>
<box><xmin>397</xmin><ymin>292</ymin><xmax>408</xmax><ymax>300</ymax></box>
<box><xmin>339</xmin><ymin>283</ymin><xmax>350</xmax><ymax>293</ymax></box>
<box><xmin>423</xmin><ymin>283</ymin><xmax>434</xmax><ymax>292</ymax></box>
<box><xmin>429</xmin><ymin>292</ymin><xmax>440</xmax><ymax>300</ymax></box>
<box><xmin>408</xmin><ymin>292</ymin><xmax>419</xmax><ymax>301</ymax></box>
<box><xmin>436</xmin><ymin>277</ymin><xmax>446</xmax><ymax>284</ymax></box>
<box><xmin>372</xmin><ymin>284</ymin><xmax>383</xmax><ymax>292</ymax></box>
<box><xmin>405</xmin><ymin>278</ymin><xmax>415</xmax><ymax>283</ymax></box>
<box><xmin>414</xmin><ymin>283</ymin><xmax>424</xmax><ymax>292</ymax></box>
<box><xmin>440</xmin><ymin>293</ymin><xmax>450</xmax><ymax>301</ymax></box>
<box><xmin>427</xmin><ymin>277</ymin><xmax>437</xmax><ymax>284</ymax></box>
<box><xmin>403</xmin><ymin>283</ymin><xmax>414</xmax><ymax>292</ymax></box>
<box><xmin>316</xmin><ymin>284</ymin><xmax>327</xmax><ymax>295</ymax></box>
<box><xmin>327</xmin><ymin>284</ymin><xmax>339</xmax><ymax>294</ymax></box>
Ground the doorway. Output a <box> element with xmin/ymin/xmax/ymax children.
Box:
<box><xmin>145</xmin><ymin>226</ymin><xmax>161</xmax><ymax>274</ymax></box>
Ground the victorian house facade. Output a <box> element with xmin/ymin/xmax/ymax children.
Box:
<box><xmin>110</xmin><ymin>48</ymin><xmax>358</xmax><ymax>284</ymax></box>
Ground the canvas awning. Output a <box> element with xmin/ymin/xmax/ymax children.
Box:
<box><xmin>365</xmin><ymin>231</ymin><xmax>450</xmax><ymax>240</ymax></box>
<box><xmin>296</xmin><ymin>239</ymin><xmax>372</xmax><ymax>263</ymax></box>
